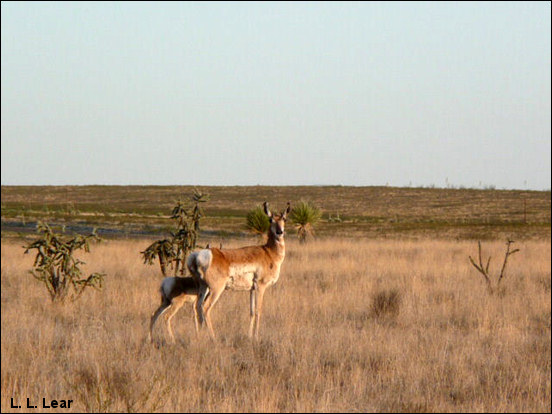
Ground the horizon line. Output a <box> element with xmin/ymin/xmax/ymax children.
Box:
<box><xmin>1</xmin><ymin>183</ymin><xmax>550</xmax><ymax>192</ymax></box>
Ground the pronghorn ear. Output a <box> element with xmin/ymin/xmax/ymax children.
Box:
<box><xmin>282</xmin><ymin>202</ymin><xmax>291</xmax><ymax>219</ymax></box>
<box><xmin>263</xmin><ymin>201</ymin><xmax>273</xmax><ymax>218</ymax></box>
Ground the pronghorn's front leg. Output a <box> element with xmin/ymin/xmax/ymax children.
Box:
<box><xmin>252</xmin><ymin>285</ymin><xmax>267</xmax><ymax>339</ymax></box>
<box><xmin>248</xmin><ymin>281</ymin><xmax>258</xmax><ymax>338</ymax></box>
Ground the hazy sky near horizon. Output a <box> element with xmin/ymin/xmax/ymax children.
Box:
<box><xmin>1</xmin><ymin>2</ymin><xmax>550</xmax><ymax>189</ymax></box>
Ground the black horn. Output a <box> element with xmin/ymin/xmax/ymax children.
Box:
<box><xmin>282</xmin><ymin>202</ymin><xmax>291</xmax><ymax>219</ymax></box>
<box><xmin>263</xmin><ymin>201</ymin><xmax>272</xmax><ymax>218</ymax></box>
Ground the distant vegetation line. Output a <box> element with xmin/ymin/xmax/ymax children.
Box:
<box><xmin>1</xmin><ymin>185</ymin><xmax>550</xmax><ymax>240</ymax></box>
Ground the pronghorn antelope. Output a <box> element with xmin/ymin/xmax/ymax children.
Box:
<box><xmin>149</xmin><ymin>276</ymin><xmax>200</xmax><ymax>343</ymax></box>
<box><xmin>187</xmin><ymin>202</ymin><xmax>291</xmax><ymax>339</ymax></box>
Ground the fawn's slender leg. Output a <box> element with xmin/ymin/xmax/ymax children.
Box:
<box><xmin>149</xmin><ymin>301</ymin><xmax>170</xmax><ymax>343</ymax></box>
<box><xmin>164</xmin><ymin>298</ymin><xmax>185</xmax><ymax>343</ymax></box>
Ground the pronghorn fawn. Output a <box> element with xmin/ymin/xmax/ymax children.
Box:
<box><xmin>187</xmin><ymin>202</ymin><xmax>291</xmax><ymax>340</ymax></box>
<box><xmin>149</xmin><ymin>276</ymin><xmax>200</xmax><ymax>344</ymax></box>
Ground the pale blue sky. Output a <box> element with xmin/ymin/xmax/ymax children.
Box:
<box><xmin>1</xmin><ymin>1</ymin><xmax>550</xmax><ymax>189</ymax></box>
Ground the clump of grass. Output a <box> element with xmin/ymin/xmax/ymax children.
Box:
<box><xmin>371</xmin><ymin>288</ymin><xmax>401</xmax><ymax>319</ymax></box>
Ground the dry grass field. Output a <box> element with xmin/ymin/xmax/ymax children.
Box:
<box><xmin>1</xmin><ymin>236</ymin><xmax>550</xmax><ymax>412</ymax></box>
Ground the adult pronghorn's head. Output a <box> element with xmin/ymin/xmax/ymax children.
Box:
<box><xmin>264</xmin><ymin>201</ymin><xmax>291</xmax><ymax>241</ymax></box>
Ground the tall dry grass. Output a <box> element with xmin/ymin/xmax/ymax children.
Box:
<box><xmin>1</xmin><ymin>237</ymin><xmax>550</xmax><ymax>412</ymax></box>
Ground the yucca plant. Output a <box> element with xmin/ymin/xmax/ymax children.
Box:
<box><xmin>290</xmin><ymin>200</ymin><xmax>322</xmax><ymax>243</ymax></box>
<box><xmin>245</xmin><ymin>205</ymin><xmax>270</xmax><ymax>239</ymax></box>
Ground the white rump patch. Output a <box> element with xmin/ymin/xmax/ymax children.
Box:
<box><xmin>197</xmin><ymin>249</ymin><xmax>213</xmax><ymax>270</ymax></box>
<box><xmin>186</xmin><ymin>249</ymin><xmax>213</xmax><ymax>281</ymax></box>
<box><xmin>161</xmin><ymin>277</ymin><xmax>177</xmax><ymax>299</ymax></box>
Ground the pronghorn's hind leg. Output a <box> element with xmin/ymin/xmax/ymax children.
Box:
<box><xmin>149</xmin><ymin>298</ymin><xmax>171</xmax><ymax>343</ymax></box>
<box><xmin>191</xmin><ymin>296</ymin><xmax>200</xmax><ymax>335</ymax></box>
<box><xmin>163</xmin><ymin>296</ymin><xmax>186</xmax><ymax>343</ymax></box>
<box><xmin>201</xmin><ymin>284</ymin><xmax>225</xmax><ymax>340</ymax></box>
<box><xmin>195</xmin><ymin>284</ymin><xmax>210</xmax><ymax>327</ymax></box>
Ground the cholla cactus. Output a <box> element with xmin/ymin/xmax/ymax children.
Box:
<box><xmin>141</xmin><ymin>239</ymin><xmax>176</xmax><ymax>276</ymax></box>
<box><xmin>24</xmin><ymin>222</ymin><xmax>105</xmax><ymax>302</ymax></box>
<box><xmin>142</xmin><ymin>189</ymin><xmax>209</xmax><ymax>276</ymax></box>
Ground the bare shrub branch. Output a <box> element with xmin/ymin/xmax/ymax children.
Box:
<box><xmin>469</xmin><ymin>240</ymin><xmax>520</xmax><ymax>294</ymax></box>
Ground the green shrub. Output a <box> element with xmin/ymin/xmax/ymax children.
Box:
<box><xmin>290</xmin><ymin>200</ymin><xmax>322</xmax><ymax>243</ymax></box>
<box><xmin>245</xmin><ymin>205</ymin><xmax>270</xmax><ymax>236</ymax></box>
